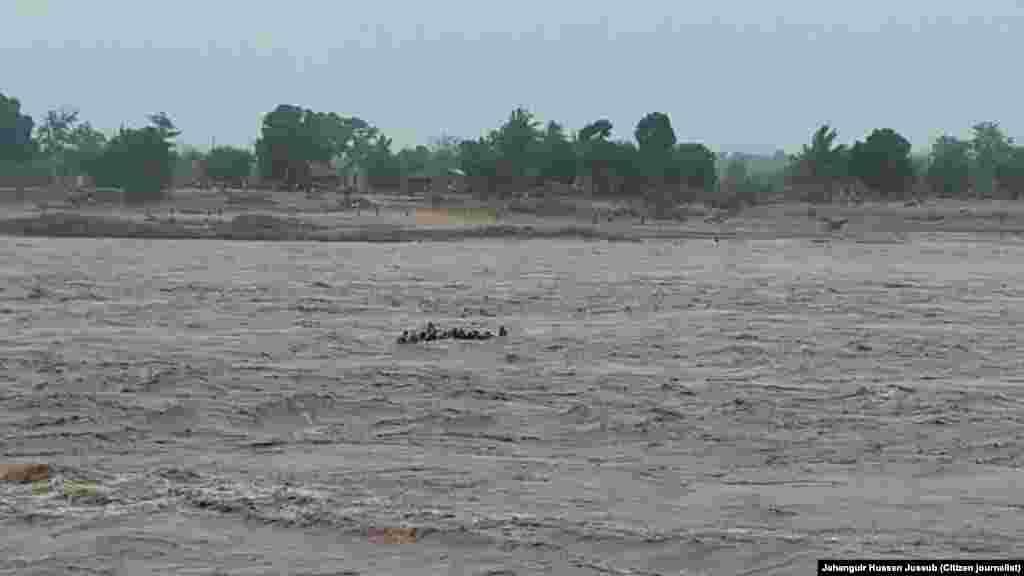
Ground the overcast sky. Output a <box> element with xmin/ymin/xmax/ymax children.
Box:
<box><xmin>5</xmin><ymin>0</ymin><xmax>1022</xmax><ymax>155</ymax></box>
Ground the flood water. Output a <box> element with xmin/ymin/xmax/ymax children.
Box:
<box><xmin>2</xmin><ymin>235</ymin><xmax>1023</xmax><ymax>575</ymax></box>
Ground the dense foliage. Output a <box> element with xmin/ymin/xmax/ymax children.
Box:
<box><xmin>849</xmin><ymin>128</ymin><xmax>915</xmax><ymax>197</ymax></box>
<box><xmin>85</xmin><ymin>114</ymin><xmax>179</xmax><ymax>201</ymax></box>
<box><xmin>255</xmin><ymin>105</ymin><xmax>377</xmax><ymax>190</ymax></box>
<box><xmin>3</xmin><ymin>89</ymin><xmax>1023</xmax><ymax>205</ymax></box>
<box><xmin>35</xmin><ymin>108</ymin><xmax>107</xmax><ymax>179</ymax></box>
<box><xmin>0</xmin><ymin>92</ymin><xmax>36</xmax><ymax>162</ymax></box>
<box><xmin>996</xmin><ymin>146</ymin><xmax>1024</xmax><ymax>200</ymax></box>
<box><xmin>205</xmin><ymin>146</ymin><xmax>254</xmax><ymax>188</ymax></box>
<box><xmin>927</xmin><ymin>136</ymin><xmax>971</xmax><ymax>197</ymax></box>
<box><xmin>787</xmin><ymin>125</ymin><xmax>849</xmax><ymax>202</ymax></box>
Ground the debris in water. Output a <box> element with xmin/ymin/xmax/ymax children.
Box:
<box><xmin>0</xmin><ymin>463</ymin><xmax>50</xmax><ymax>483</ymax></box>
<box><xmin>62</xmin><ymin>479</ymin><xmax>100</xmax><ymax>500</ymax></box>
<box><xmin>368</xmin><ymin>526</ymin><xmax>418</xmax><ymax>544</ymax></box>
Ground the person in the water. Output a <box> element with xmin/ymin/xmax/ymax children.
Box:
<box><xmin>399</xmin><ymin>324</ymin><xmax>509</xmax><ymax>343</ymax></box>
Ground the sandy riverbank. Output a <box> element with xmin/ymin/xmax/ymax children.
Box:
<box><xmin>2</xmin><ymin>187</ymin><xmax>1024</xmax><ymax>243</ymax></box>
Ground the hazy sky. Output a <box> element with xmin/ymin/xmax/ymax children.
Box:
<box><xmin>5</xmin><ymin>0</ymin><xmax>1022</xmax><ymax>155</ymax></box>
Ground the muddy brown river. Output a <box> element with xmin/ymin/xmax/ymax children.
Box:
<box><xmin>2</xmin><ymin>234</ymin><xmax>1023</xmax><ymax>575</ymax></box>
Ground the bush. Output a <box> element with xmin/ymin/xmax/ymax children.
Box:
<box><xmin>206</xmin><ymin>146</ymin><xmax>253</xmax><ymax>188</ymax></box>
<box><xmin>85</xmin><ymin>127</ymin><xmax>174</xmax><ymax>202</ymax></box>
<box><xmin>995</xmin><ymin>147</ymin><xmax>1024</xmax><ymax>200</ymax></box>
<box><xmin>720</xmin><ymin>157</ymin><xmax>774</xmax><ymax>206</ymax></box>
<box><xmin>849</xmin><ymin>128</ymin><xmax>914</xmax><ymax>197</ymax></box>
<box><xmin>926</xmin><ymin>136</ymin><xmax>971</xmax><ymax>197</ymax></box>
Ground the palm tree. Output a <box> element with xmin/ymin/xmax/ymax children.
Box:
<box><xmin>789</xmin><ymin>125</ymin><xmax>848</xmax><ymax>203</ymax></box>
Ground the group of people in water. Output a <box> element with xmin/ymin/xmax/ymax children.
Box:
<box><xmin>397</xmin><ymin>322</ymin><xmax>508</xmax><ymax>344</ymax></box>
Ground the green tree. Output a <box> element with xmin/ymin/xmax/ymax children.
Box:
<box><xmin>85</xmin><ymin>114</ymin><xmax>178</xmax><ymax>200</ymax></box>
<box><xmin>725</xmin><ymin>155</ymin><xmax>747</xmax><ymax>179</ymax></box>
<box><xmin>257</xmin><ymin>105</ymin><xmax>375</xmax><ymax>190</ymax></box>
<box><xmin>492</xmin><ymin>107</ymin><xmax>542</xmax><ymax>184</ymax></box>
<box><xmin>35</xmin><ymin>108</ymin><xmax>79</xmax><ymax>170</ymax></box>
<box><xmin>722</xmin><ymin>156</ymin><xmax>774</xmax><ymax>206</ymax></box>
<box><xmin>396</xmin><ymin>145</ymin><xmax>431</xmax><ymax>176</ymax></box>
<box><xmin>337</xmin><ymin>116</ymin><xmax>378</xmax><ymax>182</ymax></box>
<box><xmin>34</xmin><ymin>108</ymin><xmax>107</xmax><ymax>181</ymax></box>
<box><xmin>674</xmin><ymin>143</ymin><xmax>717</xmax><ymax>199</ymax></box>
<box><xmin>458</xmin><ymin>137</ymin><xmax>496</xmax><ymax>177</ymax></box>
<box><xmin>66</xmin><ymin>121</ymin><xmax>107</xmax><ymax>174</ymax></box>
<box><xmin>607</xmin><ymin>140</ymin><xmax>638</xmax><ymax>197</ymax></box>
<box><xmin>205</xmin><ymin>146</ymin><xmax>254</xmax><ymax>188</ymax></box>
<box><xmin>926</xmin><ymin>135</ymin><xmax>971</xmax><ymax>197</ymax></box>
<box><xmin>0</xmin><ymin>92</ymin><xmax>35</xmax><ymax>163</ymax></box>
<box><xmin>174</xmin><ymin>145</ymin><xmax>206</xmax><ymax>187</ymax></box>
<box><xmin>848</xmin><ymin>128</ymin><xmax>914</xmax><ymax>197</ymax></box>
<box><xmin>457</xmin><ymin>136</ymin><xmax>499</xmax><ymax>197</ymax></box>
<box><xmin>363</xmin><ymin>133</ymin><xmax>401</xmax><ymax>187</ymax></box>
<box><xmin>578</xmin><ymin>119</ymin><xmax>612</xmax><ymax>143</ymax></box>
<box><xmin>995</xmin><ymin>146</ymin><xmax>1024</xmax><ymax>200</ymax></box>
<box><xmin>634</xmin><ymin>112</ymin><xmax>678</xmax><ymax>187</ymax></box>
<box><xmin>969</xmin><ymin>121</ymin><xmax>1015</xmax><ymax>196</ymax></box>
<box><xmin>426</xmin><ymin>133</ymin><xmax>461</xmax><ymax>177</ymax></box>
<box><xmin>537</xmin><ymin>121</ymin><xmax>576</xmax><ymax>185</ymax></box>
<box><xmin>789</xmin><ymin>124</ymin><xmax>848</xmax><ymax>202</ymax></box>
<box><xmin>723</xmin><ymin>156</ymin><xmax>749</xmax><ymax>191</ymax></box>
<box><xmin>575</xmin><ymin>119</ymin><xmax>616</xmax><ymax>195</ymax></box>
<box><xmin>257</xmin><ymin>104</ymin><xmax>310</xmax><ymax>188</ymax></box>
<box><xmin>147</xmin><ymin>112</ymin><xmax>180</xmax><ymax>141</ymax></box>
<box><xmin>634</xmin><ymin>112</ymin><xmax>677</xmax><ymax>155</ymax></box>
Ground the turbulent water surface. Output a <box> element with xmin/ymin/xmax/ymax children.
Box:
<box><xmin>2</xmin><ymin>235</ymin><xmax>1023</xmax><ymax>575</ymax></box>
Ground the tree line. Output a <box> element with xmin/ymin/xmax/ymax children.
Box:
<box><xmin>785</xmin><ymin>122</ymin><xmax>1023</xmax><ymax>202</ymax></box>
<box><xmin>2</xmin><ymin>90</ymin><xmax>1022</xmax><ymax>206</ymax></box>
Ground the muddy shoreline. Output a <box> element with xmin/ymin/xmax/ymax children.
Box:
<box><xmin>3</xmin><ymin>199</ymin><xmax>1024</xmax><ymax>244</ymax></box>
<box><xmin>0</xmin><ymin>212</ymin><xmax>651</xmax><ymax>243</ymax></box>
